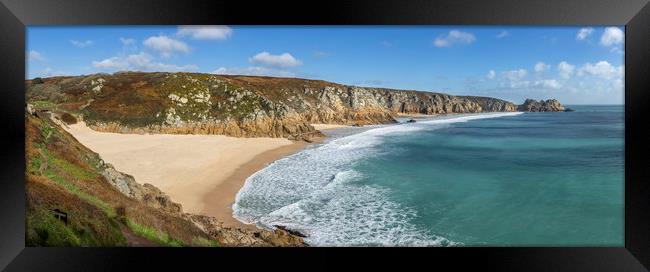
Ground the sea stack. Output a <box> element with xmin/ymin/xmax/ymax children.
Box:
<box><xmin>517</xmin><ymin>99</ymin><xmax>565</xmax><ymax>112</ymax></box>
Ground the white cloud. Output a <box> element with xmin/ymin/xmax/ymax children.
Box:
<box><xmin>249</xmin><ymin>51</ymin><xmax>302</xmax><ymax>67</ymax></box>
<box><xmin>70</xmin><ymin>40</ymin><xmax>93</xmax><ymax>48</ymax></box>
<box><xmin>578</xmin><ymin>61</ymin><xmax>623</xmax><ymax>79</ymax></box>
<box><xmin>212</xmin><ymin>66</ymin><xmax>296</xmax><ymax>77</ymax></box>
<box><xmin>497</xmin><ymin>78</ymin><xmax>561</xmax><ymax>90</ymax></box>
<box><xmin>37</xmin><ymin>67</ymin><xmax>67</xmax><ymax>77</ymax></box>
<box><xmin>493</xmin><ymin>69</ymin><xmax>559</xmax><ymax>90</ymax></box>
<box><xmin>557</xmin><ymin>61</ymin><xmax>575</xmax><ymax>79</ymax></box>
<box><xmin>533</xmin><ymin>79</ymin><xmax>561</xmax><ymax>89</ymax></box>
<box><xmin>92</xmin><ymin>58</ymin><xmax>121</xmax><ymax>69</ymax></box>
<box><xmin>576</xmin><ymin>27</ymin><xmax>594</xmax><ymax>40</ymax></box>
<box><xmin>120</xmin><ymin>37</ymin><xmax>135</xmax><ymax>45</ymax></box>
<box><xmin>28</xmin><ymin>50</ymin><xmax>45</xmax><ymax>61</ymax></box>
<box><xmin>610</xmin><ymin>47</ymin><xmax>624</xmax><ymax>54</ymax></box>
<box><xmin>498</xmin><ymin>69</ymin><xmax>529</xmax><ymax>88</ymax></box>
<box><xmin>177</xmin><ymin>25</ymin><xmax>233</xmax><ymax>40</ymax></box>
<box><xmin>486</xmin><ymin>70</ymin><xmax>496</xmax><ymax>80</ymax></box>
<box><xmin>496</xmin><ymin>31</ymin><xmax>509</xmax><ymax>38</ymax></box>
<box><xmin>92</xmin><ymin>52</ymin><xmax>197</xmax><ymax>72</ymax></box>
<box><xmin>40</xmin><ymin>67</ymin><xmax>53</xmax><ymax>76</ymax></box>
<box><xmin>502</xmin><ymin>69</ymin><xmax>527</xmax><ymax>81</ymax></box>
<box><xmin>600</xmin><ymin>27</ymin><xmax>624</xmax><ymax>46</ymax></box>
<box><xmin>534</xmin><ymin>62</ymin><xmax>550</xmax><ymax>72</ymax></box>
<box><xmin>477</xmin><ymin>61</ymin><xmax>623</xmax><ymax>104</ymax></box>
<box><xmin>433</xmin><ymin>30</ymin><xmax>476</xmax><ymax>47</ymax></box>
<box><xmin>143</xmin><ymin>35</ymin><xmax>189</xmax><ymax>57</ymax></box>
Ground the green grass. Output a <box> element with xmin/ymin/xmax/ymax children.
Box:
<box><xmin>192</xmin><ymin>237</ymin><xmax>220</xmax><ymax>247</ymax></box>
<box><xmin>27</xmin><ymin>154</ymin><xmax>42</xmax><ymax>174</ymax></box>
<box><xmin>43</xmin><ymin>169</ymin><xmax>115</xmax><ymax>218</ymax></box>
<box><xmin>40</xmin><ymin>121</ymin><xmax>54</xmax><ymax>141</ymax></box>
<box><xmin>50</xmin><ymin>155</ymin><xmax>98</xmax><ymax>180</ymax></box>
<box><xmin>26</xmin><ymin>209</ymin><xmax>126</xmax><ymax>247</ymax></box>
<box><xmin>31</xmin><ymin>100</ymin><xmax>56</xmax><ymax>109</ymax></box>
<box><xmin>40</xmin><ymin>147</ymin><xmax>114</xmax><ymax>217</ymax></box>
<box><xmin>35</xmin><ymin>144</ymin><xmax>189</xmax><ymax>247</ymax></box>
<box><xmin>26</xmin><ymin>210</ymin><xmax>82</xmax><ymax>246</ymax></box>
<box><xmin>125</xmin><ymin>219</ymin><xmax>184</xmax><ymax>247</ymax></box>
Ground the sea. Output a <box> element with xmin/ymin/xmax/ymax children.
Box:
<box><xmin>232</xmin><ymin>105</ymin><xmax>624</xmax><ymax>246</ymax></box>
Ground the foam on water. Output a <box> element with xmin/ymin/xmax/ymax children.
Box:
<box><xmin>232</xmin><ymin>112</ymin><xmax>523</xmax><ymax>246</ymax></box>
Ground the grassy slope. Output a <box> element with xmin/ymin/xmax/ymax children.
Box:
<box><xmin>26</xmin><ymin>113</ymin><xmax>218</xmax><ymax>247</ymax></box>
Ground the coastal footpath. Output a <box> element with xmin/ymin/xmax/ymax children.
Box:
<box><xmin>26</xmin><ymin>72</ymin><xmax>565</xmax><ymax>140</ymax></box>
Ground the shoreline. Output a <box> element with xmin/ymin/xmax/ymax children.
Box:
<box><xmin>201</xmin><ymin>137</ymin><xmax>325</xmax><ymax>230</ymax></box>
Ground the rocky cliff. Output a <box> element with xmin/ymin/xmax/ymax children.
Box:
<box><xmin>26</xmin><ymin>72</ymin><xmax>564</xmax><ymax>139</ymax></box>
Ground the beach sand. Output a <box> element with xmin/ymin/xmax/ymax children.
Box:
<box><xmin>202</xmin><ymin>141</ymin><xmax>314</xmax><ymax>230</ymax></box>
<box><xmin>395</xmin><ymin>113</ymin><xmax>435</xmax><ymax>118</ymax></box>
<box><xmin>63</xmin><ymin>121</ymin><xmax>312</xmax><ymax>229</ymax></box>
<box><xmin>311</xmin><ymin>123</ymin><xmax>350</xmax><ymax>130</ymax></box>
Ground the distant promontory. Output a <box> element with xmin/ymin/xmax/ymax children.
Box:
<box><xmin>26</xmin><ymin>72</ymin><xmax>566</xmax><ymax>140</ymax></box>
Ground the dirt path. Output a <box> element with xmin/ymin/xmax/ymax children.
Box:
<box><xmin>118</xmin><ymin>223</ymin><xmax>159</xmax><ymax>247</ymax></box>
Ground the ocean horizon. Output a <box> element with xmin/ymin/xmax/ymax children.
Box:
<box><xmin>233</xmin><ymin>105</ymin><xmax>624</xmax><ymax>246</ymax></box>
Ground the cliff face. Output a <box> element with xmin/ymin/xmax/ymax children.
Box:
<box><xmin>26</xmin><ymin>72</ymin><xmax>562</xmax><ymax>139</ymax></box>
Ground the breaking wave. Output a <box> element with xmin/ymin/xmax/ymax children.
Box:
<box><xmin>232</xmin><ymin>112</ymin><xmax>523</xmax><ymax>246</ymax></box>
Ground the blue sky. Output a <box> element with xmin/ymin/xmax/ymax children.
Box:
<box><xmin>27</xmin><ymin>26</ymin><xmax>624</xmax><ymax>104</ymax></box>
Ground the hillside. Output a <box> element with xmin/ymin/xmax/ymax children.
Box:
<box><xmin>26</xmin><ymin>72</ymin><xmax>564</xmax><ymax>139</ymax></box>
<box><xmin>25</xmin><ymin>108</ymin><xmax>305</xmax><ymax>247</ymax></box>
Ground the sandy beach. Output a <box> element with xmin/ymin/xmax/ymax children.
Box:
<box><xmin>63</xmin><ymin>121</ymin><xmax>312</xmax><ymax>229</ymax></box>
<box><xmin>202</xmin><ymin>141</ymin><xmax>313</xmax><ymax>230</ymax></box>
<box><xmin>395</xmin><ymin>113</ymin><xmax>437</xmax><ymax>118</ymax></box>
<box><xmin>311</xmin><ymin>123</ymin><xmax>350</xmax><ymax>130</ymax></box>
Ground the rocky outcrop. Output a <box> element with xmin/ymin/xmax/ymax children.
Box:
<box><xmin>185</xmin><ymin>215</ymin><xmax>306</xmax><ymax>247</ymax></box>
<box><xmin>86</xmin><ymin>115</ymin><xmax>324</xmax><ymax>141</ymax></box>
<box><xmin>517</xmin><ymin>99</ymin><xmax>565</xmax><ymax>112</ymax></box>
<box><xmin>462</xmin><ymin>96</ymin><xmax>519</xmax><ymax>112</ymax></box>
<box><xmin>99</xmin><ymin>162</ymin><xmax>183</xmax><ymax>214</ymax></box>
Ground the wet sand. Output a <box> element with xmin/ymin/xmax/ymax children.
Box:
<box><xmin>311</xmin><ymin>123</ymin><xmax>350</xmax><ymax>130</ymax></box>
<box><xmin>201</xmin><ymin>140</ymin><xmax>318</xmax><ymax>230</ymax></box>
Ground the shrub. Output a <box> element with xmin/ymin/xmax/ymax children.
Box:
<box><xmin>60</xmin><ymin>113</ymin><xmax>77</xmax><ymax>125</ymax></box>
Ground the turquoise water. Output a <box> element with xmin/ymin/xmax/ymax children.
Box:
<box><xmin>233</xmin><ymin>106</ymin><xmax>624</xmax><ymax>246</ymax></box>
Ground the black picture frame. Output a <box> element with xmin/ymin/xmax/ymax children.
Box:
<box><xmin>1</xmin><ymin>0</ymin><xmax>649</xmax><ymax>271</ymax></box>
